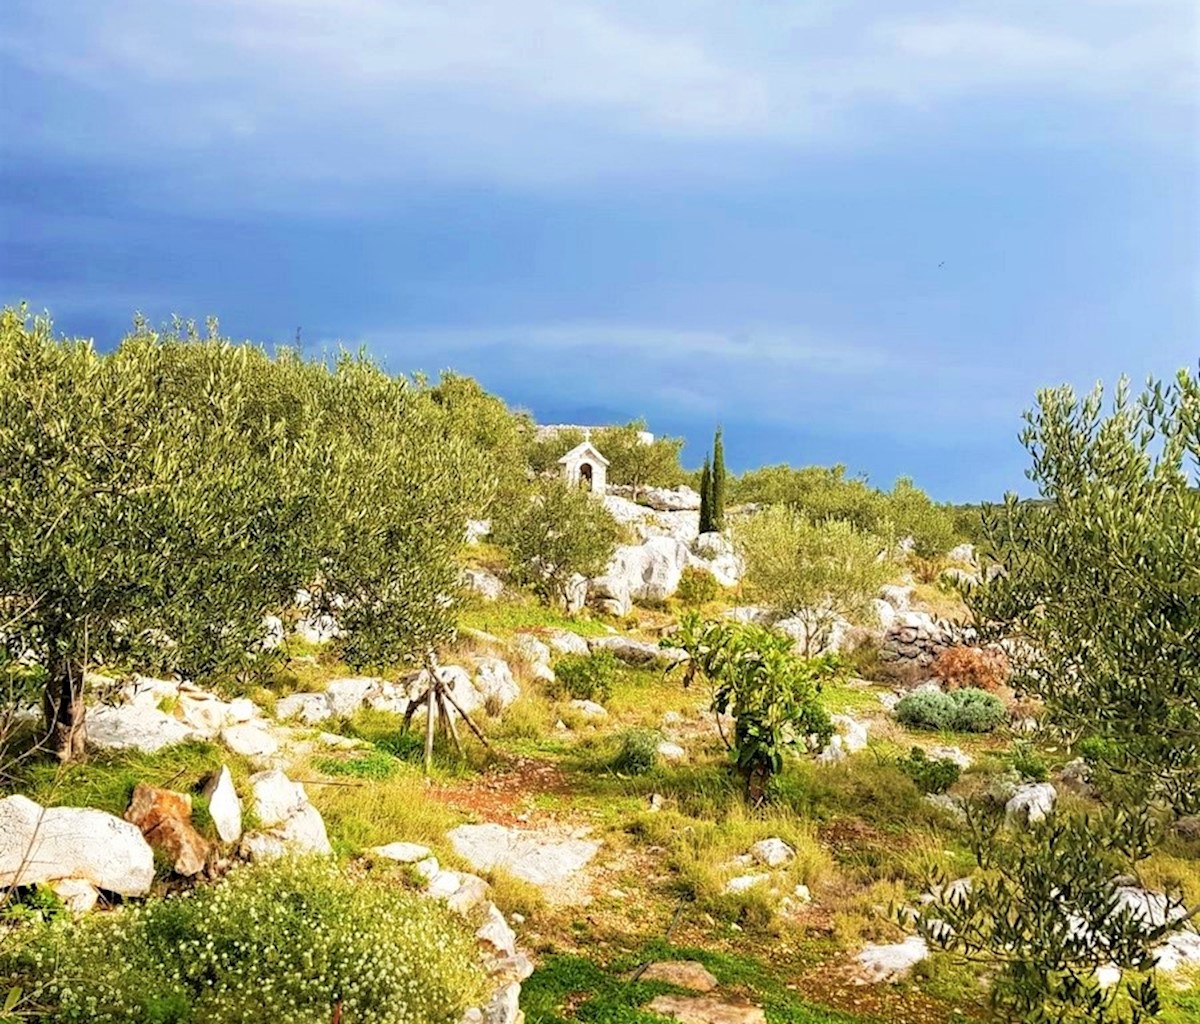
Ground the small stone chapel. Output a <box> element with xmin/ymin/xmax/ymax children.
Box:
<box><xmin>558</xmin><ymin>440</ymin><xmax>609</xmax><ymax>495</ymax></box>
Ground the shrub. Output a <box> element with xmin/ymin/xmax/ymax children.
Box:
<box><xmin>610</xmin><ymin>727</ymin><xmax>661</xmax><ymax>775</ymax></box>
<box><xmin>897</xmin><ymin>746</ymin><xmax>961</xmax><ymax>794</ymax></box>
<box><xmin>494</xmin><ymin>477</ymin><xmax>620</xmax><ymax>610</ymax></box>
<box><xmin>1008</xmin><ymin>739</ymin><xmax>1049</xmax><ymax>782</ymax></box>
<box><xmin>734</xmin><ymin>508</ymin><xmax>892</xmax><ymax>656</ymax></box>
<box><xmin>895</xmin><ymin>688</ymin><xmax>1005</xmax><ymax>733</ymax></box>
<box><xmin>1</xmin><ymin>857</ymin><xmax>483</xmax><ymax>1023</ymax></box>
<box><xmin>676</xmin><ymin>565</ymin><xmax>722</xmax><ymax>607</ymax></box>
<box><xmin>551</xmin><ymin>651</ymin><xmax>617</xmax><ymax>704</ymax></box>
<box><xmin>931</xmin><ymin>645</ymin><xmax>1010</xmax><ymax>693</ymax></box>
<box><xmin>668</xmin><ymin>615</ymin><xmax>835</xmax><ymax>801</ymax></box>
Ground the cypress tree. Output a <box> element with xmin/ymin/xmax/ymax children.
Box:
<box><xmin>712</xmin><ymin>427</ymin><xmax>726</xmax><ymax>531</ymax></box>
<box><xmin>698</xmin><ymin>454</ymin><xmax>712</xmax><ymax>534</ymax></box>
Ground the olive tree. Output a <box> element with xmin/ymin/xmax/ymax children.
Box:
<box><xmin>914</xmin><ymin>371</ymin><xmax>1200</xmax><ymax>1022</ymax></box>
<box><xmin>494</xmin><ymin>477</ymin><xmax>620</xmax><ymax>609</ymax></box>
<box><xmin>0</xmin><ymin>310</ymin><xmax>316</xmax><ymax>760</ymax></box>
<box><xmin>0</xmin><ymin>309</ymin><xmax>480</xmax><ymax>760</ymax></box>
<box><xmin>735</xmin><ymin>506</ymin><xmax>892</xmax><ymax>654</ymax></box>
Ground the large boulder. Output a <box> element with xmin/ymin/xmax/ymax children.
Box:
<box><xmin>447</xmin><ymin>823</ymin><xmax>600</xmax><ymax>892</ymax></box>
<box><xmin>689</xmin><ymin>533</ymin><xmax>743</xmax><ymax>589</ymax></box>
<box><xmin>275</xmin><ymin>692</ymin><xmax>333</xmax><ymax>725</ymax></box>
<box><xmin>0</xmin><ymin>795</ymin><xmax>154</xmax><ymax>896</ymax></box>
<box><xmin>605</xmin><ymin>537</ymin><xmax>691</xmax><ymax>603</ymax></box>
<box><xmin>1006</xmin><ymin>782</ymin><xmax>1057</xmax><ymax>827</ymax></box>
<box><xmin>86</xmin><ymin>704</ymin><xmax>197</xmax><ymax>753</ymax></box>
<box><xmin>854</xmin><ymin>936</ymin><xmax>929</xmax><ymax>984</ymax></box>
<box><xmin>588</xmin><ymin>574</ymin><xmax>633</xmax><ymax>617</ymax></box>
<box><xmin>473</xmin><ymin>658</ymin><xmax>520</xmax><ymax>712</ymax></box>
<box><xmin>589</xmin><ymin>635</ymin><xmax>684</xmax><ymax>666</ymax></box>
<box><xmin>125</xmin><ymin>784</ymin><xmax>210</xmax><ymax>877</ymax></box>
<box><xmin>462</xmin><ymin>567</ymin><xmax>505</xmax><ymax>602</ymax></box>
<box><xmin>240</xmin><ymin>770</ymin><xmax>331</xmax><ymax>858</ymax></box>
<box><xmin>632</xmin><ymin>485</ymin><xmax>703</xmax><ymax>512</ymax></box>
<box><xmin>324</xmin><ymin>677</ymin><xmax>382</xmax><ymax>718</ymax></box>
<box><xmin>543</xmin><ymin>630</ymin><xmax>591</xmax><ymax>657</ymax></box>
<box><xmin>512</xmin><ymin>633</ymin><xmax>552</xmax><ymax>667</ymax></box>
<box><xmin>221</xmin><ymin>721</ymin><xmax>280</xmax><ymax>759</ymax></box>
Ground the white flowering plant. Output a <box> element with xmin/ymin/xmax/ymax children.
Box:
<box><xmin>2</xmin><ymin>857</ymin><xmax>484</xmax><ymax>1023</ymax></box>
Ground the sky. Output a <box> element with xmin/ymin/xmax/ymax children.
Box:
<box><xmin>1</xmin><ymin>1</ymin><xmax>1197</xmax><ymax>501</ymax></box>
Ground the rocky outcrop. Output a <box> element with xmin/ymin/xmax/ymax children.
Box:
<box><xmin>239</xmin><ymin>770</ymin><xmax>331</xmax><ymax>859</ymax></box>
<box><xmin>606</xmin><ymin>537</ymin><xmax>691</xmax><ymax>603</ymax></box>
<box><xmin>1006</xmin><ymin>782</ymin><xmax>1057</xmax><ymax>827</ymax></box>
<box><xmin>0</xmin><ymin>795</ymin><xmax>154</xmax><ymax>897</ymax></box>
<box><xmin>125</xmin><ymin>784</ymin><xmax>210</xmax><ymax>877</ymax></box>
<box><xmin>854</xmin><ymin>936</ymin><xmax>929</xmax><ymax>984</ymax></box>
<box><xmin>87</xmin><ymin>704</ymin><xmax>198</xmax><ymax>753</ymax></box>
<box><xmin>448</xmin><ymin>823</ymin><xmax>600</xmax><ymax>899</ymax></box>
<box><xmin>462</xmin><ymin>567</ymin><xmax>505</xmax><ymax>602</ymax></box>
<box><xmin>589</xmin><ymin>635</ymin><xmax>685</xmax><ymax>666</ymax></box>
<box><xmin>607</xmin><ymin>485</ymin><xmax>702</xmax><ymax>512</ymax></box>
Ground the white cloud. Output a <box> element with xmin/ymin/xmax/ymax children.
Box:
<box><xmin>0</xmin><ymin>0</ymin><xmax>1194</xmax><ymax>191</ymax></box>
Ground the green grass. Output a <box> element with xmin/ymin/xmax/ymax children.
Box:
<box><xmin>458</xmin><ymin>595</ymin><xmax>610</xmax><ymax>638</ymax></box>
<box><xmin>8</xmin><ymin>739</ymin><xmax>240</xmax><ymax>821</ymax></box>
<box><xmin>522</xmin><ymin>949</ymin><xmax>881</xmax><ymax>1023</ymax></box>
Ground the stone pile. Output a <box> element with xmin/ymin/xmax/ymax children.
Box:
<box><xmin>878</xmin><ymin>610</ymin><xmax>956</xmax><ymax>669</ymax></box>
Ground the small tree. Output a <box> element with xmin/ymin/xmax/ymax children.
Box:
<box><xmin>593</xmin><ymin>419</ymin><xmax>685</xmax><ymax>499</ymax></box>
<box><xmin>0</xmin><ymin>311</ymin><xmax>317</xmax><ymax>760</ymax></box>
<box><xmin>667</xmin><ymin>614</ymin><xmax>834</xmax><ymax>801</ymax></box>
<box><xmin>735</xmin><ymin>506</ymin><xmax>892</xmax><ymax>654</ymax></box>
<box><xmin>912</xmin><ymin>371</ymin><xmax>1200</xmax><ymax>1022</ymax></box>
<box><xmin>711</xmin><ymin>427</ymin><xmax>727</xmax><ymax>531</ymax></box>
<box><xmin>495</xmin><ymin>477</ymin><xmax>620</xmax><ymax>610</ymax></box>
<box><xmin>698</xmin><ymin>455</ymin><xmax>713</xmax><ymax>534</ymax></box>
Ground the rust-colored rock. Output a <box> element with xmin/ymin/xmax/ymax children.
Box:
<box><xmin>125</xmin><ymin>784</ymin><xmax>210</xmax><ymax>877</ymax></box>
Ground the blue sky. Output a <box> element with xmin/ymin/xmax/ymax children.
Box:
<box><xmin>1</xmin><ymin>1</ymin><xmax>1197</xmax><ymax>500</ymax></box>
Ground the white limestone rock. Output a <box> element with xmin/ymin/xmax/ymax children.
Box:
<box><xmin>512</xmin><ymin>634</ymin><xmax>552</xmax><ymax>667</ymax></box>
<box><xmin>855</xmin><ymin>936</ymin><xmax>929</xmax><ymax>984</ymax></box>
<box><xmin>324</xmin><ymin>677</ymin><xmax>381</xmax><ymax>718</ymax></box>
<box><xmin>221</xmin><ymin>722</ymin><xmax>279</xmax><ymax>759</ymax></box>
<box><xmin>0</xmin><ymin>795</ymin><xmax>154</xmax><ymax>896</ymax></box>
<box><xmin>543</xmin><ymin>630</ymin><xmax>590</xmax><ymax>657</ymax></box>
<box><xmin>1006</xmin><ymin>782</ymin><xmax>1057</xmax><ymax>827</ymax></box>
<box><xmin>463</xmin><ymin>567</ymin><xmax>505</xmax><ymax>602</ymax></box>
<box><xmin>569</xmin><ymin>699</ymin><xmax>608</xmax><ymax>718</ymax></box>
<box><xmin>750</xmin><ymin>838</ymin><xmax>795</xmax><ymax>868</ymax></box>
<box><xmin>473</xmin><ymin>659</ymin><xmax>520</xmax><ymax>712</ymax></box>
<box><xmin>86</xmin><ymin>704</ymin><xmax>197</xmax><ymax>753</ymax></box>
<box><xmin>274</xmin><ymin>692</ymin><xmax>333</xmax><ymax>725</ymax></box>
<box><xmin>447</xmin><ymin>823</ymin><xmax>599</xmax><ymax>892</ymax></box>
<box><xmin>202</xmin><ymin>766</ymin><xmax>243</xmax><ymax>844</ymax></box>
<box><xmin>370</xmin><ymin>841</ymin><xmax>431</xmax><ymax>863</ymax></box>
<box><xmin>724</xmin><ymin>873</ymin><xmax>771</xmax><ymax>894</ymax></box>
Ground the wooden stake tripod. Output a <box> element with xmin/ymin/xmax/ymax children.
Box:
<box><xmin>401</xmin><ymin>653</ymin><xmax>491</xmax><ymax>772</ymax></box>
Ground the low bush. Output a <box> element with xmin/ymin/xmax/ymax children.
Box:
<box><xmin>551</xmin><ymin>651</ymin><xmax>617</xmax><ymax>704</ymax></box>
<box><xmin>610</xmin><ymin>728</ymin><xmax>661</xmax><ymax>775</ymax></box>
<box><xmin>1008</xmin><ymin>739</ymin><xmax>1048</xmax><ymax>782</ymax></box>
<box><xmin>1</xmin><ymin>857</ymin><xmax>483</xmax><ymax>1023</ymax></box>
<box><xmin>931</xmin><ymin>645</ymin><xmax>1010</xmax><ymax>693</ymax></box>
<box><xmin>895</xmin><ymin>688</ymin><xmax>1006</xmax><ymax>733</ymax></box>
<box><xmin>676</xmin><ymin>566</ymin><xmax>722</xmax><ymax>607</ymax></box>
<box><xmin>897</xmin><ymin>747</ymin><xmax>962</xmax><ymax>794</ymax></box>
